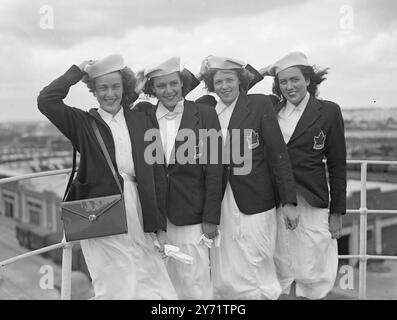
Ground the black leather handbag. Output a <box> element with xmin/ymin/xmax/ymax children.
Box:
<box><xmin>60</xmin><ymin>120</ymin><xmax>128</xmax><ymax>241</ymax></box>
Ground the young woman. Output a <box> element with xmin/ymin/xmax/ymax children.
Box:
<box><xmin>196</xmin><ymin>55</ymin><xmax>297</xmax><ymax>300</ymax></box>
<box><xmin>37</xmin><ymin>54</ymin><xmax>177</xmax><ymax>299</ymax></box>
<box><xmin>258</xmin><ymin>51</ymin><xmax>347</xmax><ymax>299</ymax></box>
<box><xmin>134</xmin><ymin>56</ymin><xmax>224</xmax><ymax>299</ymax></box>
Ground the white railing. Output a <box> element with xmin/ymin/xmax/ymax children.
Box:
<box><xmin>1</xmin><ymin>160</ymin><xmax>397</xmax><ymax>299</ymax></box>
<box><xmin>0</xmin><ymin>168</ymin><xmax>73</xmax><ymax>300</ymax></box>
<box><xmin>339</xmin><ymin>160</ymin><xmax>397</xmax><ymax>299</ymax></box>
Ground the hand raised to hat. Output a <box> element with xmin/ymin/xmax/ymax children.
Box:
<box><xmin>134</xmin><ymin>69</ymin><xmax>147</xmax><ymax>94</ymax></box>
<box><xmin>78</xmin><ymin>60</ymin><xmax>96</xmax><ymax>73</ymax></box>
<box><xmin>196</xmin><ymin>56</ymin><xmax>211</xmax><ymax>81</ymax></box>
<box><xmin>202</xmin><ymin>221</ymin><xmax>219</xmax><ymax>240</ymax></box>
<box><xmin>258</xmin><ymin>65</ymin><xmax>272</xmax><ymax>77</ymax></box>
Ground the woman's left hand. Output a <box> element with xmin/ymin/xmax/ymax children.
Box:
<box><xmin>329</xmin><ymin>213</ymin><xmax>342</xmax><ymax>239</ymax></box>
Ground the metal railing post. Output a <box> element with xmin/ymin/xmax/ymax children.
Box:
<box><xmin>61</xmin><ymin>242</ymin><xmax>73</xmax><ymax>300</ymax></box>
<box><xmin>358</xmin><ymin>162</ymin><xmax>368</xmax><ymax>299</ymax></box>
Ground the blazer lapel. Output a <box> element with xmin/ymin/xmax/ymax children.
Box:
<box><xmin>227</xmin><ymin>93</ymin><xmax>251</xmax><ymax>130</ymax></box>
<box><xmin>288</xmin><ymin>95</ymin><xmax>322</xmax><ymax>144</ymax></box>
<box><xmin>168</xmin><ymin>100</ymin><xmax>199</xmax><ymax>170</ymax></box>
<box><xmin>123</xmin><ymin>107</ymin><xmax>147</xmax><ymax>172</ymax></box>
<box><xmin>274</xmin><ymin>101</ymin><xmax>285</xmax><ymax>115</ymax></box>
<box><xmin>145</xmin><ymin>103</ymin><xmax>168</xmax><ymax>169</ymax></box>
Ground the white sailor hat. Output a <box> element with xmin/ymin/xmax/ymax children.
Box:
<box><xmin>203</xmin><ymin>55</ymin><xmax>245</xmax><ymax>70</ymax></box>
<box><xmin>84</xmin><ymin>54</ymin><xmax>125</xmax><ymax>79</ymax></box>
<box><xmin>262</xmin><ymin>51</ymin><xmax>309</xmax><ymax>77</ymax></box>
<box><xmin>144</xmin><ymin>56</ymin><xmax>181</xmax><ymax>79</ymax></box>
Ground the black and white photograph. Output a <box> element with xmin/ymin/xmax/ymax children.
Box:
<box><xmin>0</xmin><ymin>0</ymin><xmax>397</xmax><ymax>308</ymax></box>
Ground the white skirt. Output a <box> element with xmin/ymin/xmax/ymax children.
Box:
<box><xmin>80</xmin><ymin>176</ymin><xmax>177</xmax><ymax>300</ymax></box>
<box><xmin>210</xmin><ymin>183</ymin><xmax>281</xmax><ymax>300</ymax></box>
<box><xmin>274</xmin><ymin>194</ymin><xmax>338</xmax><ymax>299</ymax></box>
<box><xmin>165</xmin><ymin>220</ymin><xmax>212</xmax><ymax>299</ymax></box>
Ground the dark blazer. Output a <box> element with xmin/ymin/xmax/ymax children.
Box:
<box><xmin>180</xmin><ymin>68</ymin><xmax>297</xmax><ymax>214</ymax></box>
<box><xmin>134</xmin><ymin>100</ymin><xmax>224</xmax><ymax>226</ymax></box>
<box><xmin>274</xmin><ymin>96</ymin><xmax>347</xmax><ymax>214</ymax></box>
<box><xmin>37</xmin><ymin>65</ymin><xmax>165</xmax><ymax>232</ymax></box>
<box><xmin>220</xmin><ymin>93</ymin><xmax>297</xmax><ymax>214</ymax></box>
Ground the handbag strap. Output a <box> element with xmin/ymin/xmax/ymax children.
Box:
<box><xmin>91</xmin><ymin>119</ymin><xmax>123</xmax><ymax>194</ymax></box>
<box><xmin>63</xmin><ymin>148</ymin><xmax>77</xmax><ymax>202</ymax></box>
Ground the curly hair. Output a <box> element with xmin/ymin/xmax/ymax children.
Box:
<box><xmin>201</xmin><ymin>68</ymin><xmax>254</xmax><ymax>93</ymax></box>
<box><xmin>82</xmin><ymin>66</ymin><xmax>138</xmax><ymax>108</ymax></box>
<box><xmin>272</xmin><ymin>65</ymin><xmax>329</xmax><ymax>101</ymax></box>
<box><xmin>142</xmin><ymin>71</ymin><xmax>190</xmax><ymax>98</ymax></box>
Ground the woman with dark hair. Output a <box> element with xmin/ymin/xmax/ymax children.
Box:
<box><xmin>270</xmin><ymin>65</ymin><xmax>329</xmax><ymax>102</ymax></box>
<box><xmin>195</xmin><ymin>55</ymin><xmax>297</xmax><ymax>300</ymax></box>
<box><xmin>37</xmin><ymin>54</ymin><xmax>177</xmax><ymax>299</ymax></box>
<box><xmin>134</xmin><ymin>56</ymin><xmax>223</xmax><ymax>300</ymax></box>
<box><xmin>258</xmin><ymin>51</ymin><xmax>347</xmax><ymax>299</ymax></box>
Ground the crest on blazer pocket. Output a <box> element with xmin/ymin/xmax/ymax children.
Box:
<box><xmin>246</xmin><ymin>129</ymin><xmax>259</xmax><ymax>150</ymax></box>
<box><xmin>194</xmin><ymin>139</ymin><xmax>204</xmax><ymax>159</ymax></box>
<box><xmin>313</xmin><ymin>130</ymin><xmax>326</xmax><ymax>150</ymax></box>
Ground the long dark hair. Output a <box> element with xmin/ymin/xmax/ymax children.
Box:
<box><xmin>272</xmin><ymin>65</ymin><xmax>329</xmax><ymax>101</ymax></box>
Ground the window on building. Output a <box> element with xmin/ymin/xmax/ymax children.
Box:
<box><xmin>27</xmin><ymin>199</ymin><xmax>42</xmax><ymax>226</ymax></box>
<box><xmin>47</xmin><ymin>205</ymin><xmax>53</xmax><ymax>230</ymax></box>
<box><xmin>3</xmin><ymin>193</ymin><xmax>15</xmax><ymax>218</ymax></box>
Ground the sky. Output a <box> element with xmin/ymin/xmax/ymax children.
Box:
<box><xmin>1</xmin><ymin>0</ymin><xmax>397</xmax><ymax>122</ymax></box>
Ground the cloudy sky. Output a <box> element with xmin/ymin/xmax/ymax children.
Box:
<box><xmin>1</xmin><ymin>0</ymin><xmax>396</xmax><ymax>122</ymax></box>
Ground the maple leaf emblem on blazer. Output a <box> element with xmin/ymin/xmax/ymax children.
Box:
<box><xmin>247</xmin><ymin>130</ymin><xmax>259</xmax><ymax>149</ymax></box>
<box><xmin>313</xmin><ymin>130</ymin><xmax>326</xmax><ymax>150</ymax></box>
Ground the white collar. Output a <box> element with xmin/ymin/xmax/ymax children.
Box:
<box><xmin>215</xmin><ymin>94</ymin><xmax>239</xmax><ymax>115</ymax></box>
<box><xmin>98</xmin><ymin>106</ymin><xmax>124</xmax><ymax>125</ymax></box>
<box><xmin>156</xmin><ymin>98</ymin><xmax>184</xmax><ymax>121</ymax></box>
<box><xmin>285</xmin><ymin>92</ymin><xmax>310</xmax><ymax>114</ymax></box>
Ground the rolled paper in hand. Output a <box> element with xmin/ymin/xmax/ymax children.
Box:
<box><xmin>164</xmin><ymin>244</ymin><xmax>193</xmax><ymax>265</ymax></box>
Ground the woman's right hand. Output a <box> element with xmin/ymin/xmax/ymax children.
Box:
<box><xmin>196</xmin><ymin>56</ymin><xmax>211</xmax><ymax>81</ymax></box>
<box><xmin>78</xmin><ymin>60</ymin><xmax>96</xmax><ymax>72</ymax></box>
<box><xmin>134</xmin><ymin>69</ymin><xmax>147</xmax><ymax>94</ymax></box>
<box><xmin>258</xmin><ymin>65</ymin><xmax>272</xmax><ymax>77</ymax></box>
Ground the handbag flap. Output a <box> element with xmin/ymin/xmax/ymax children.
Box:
<box><xmin>61</xmin><ymin>194</ymin><xmax>122</xmax><ymax>221</ymax></box>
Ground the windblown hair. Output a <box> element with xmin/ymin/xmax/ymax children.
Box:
<box><xmin>201</xmin><ymin>68</ymin><xmax>254</xmax><ymax>93</ymax></box>
<box><xmin>142</xmin><ymin>71</ymin><xmax>189</xmax><ymax>98</ymax></box>
<box><xmin>272</xmin><ymin>65</ymin><xmax>329</xmax><ymax>102</ymax></box>
<box><xmin>82</xmin><ymin>66</ymin><xmax>138</xmax><ymax>108</ymax></box>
